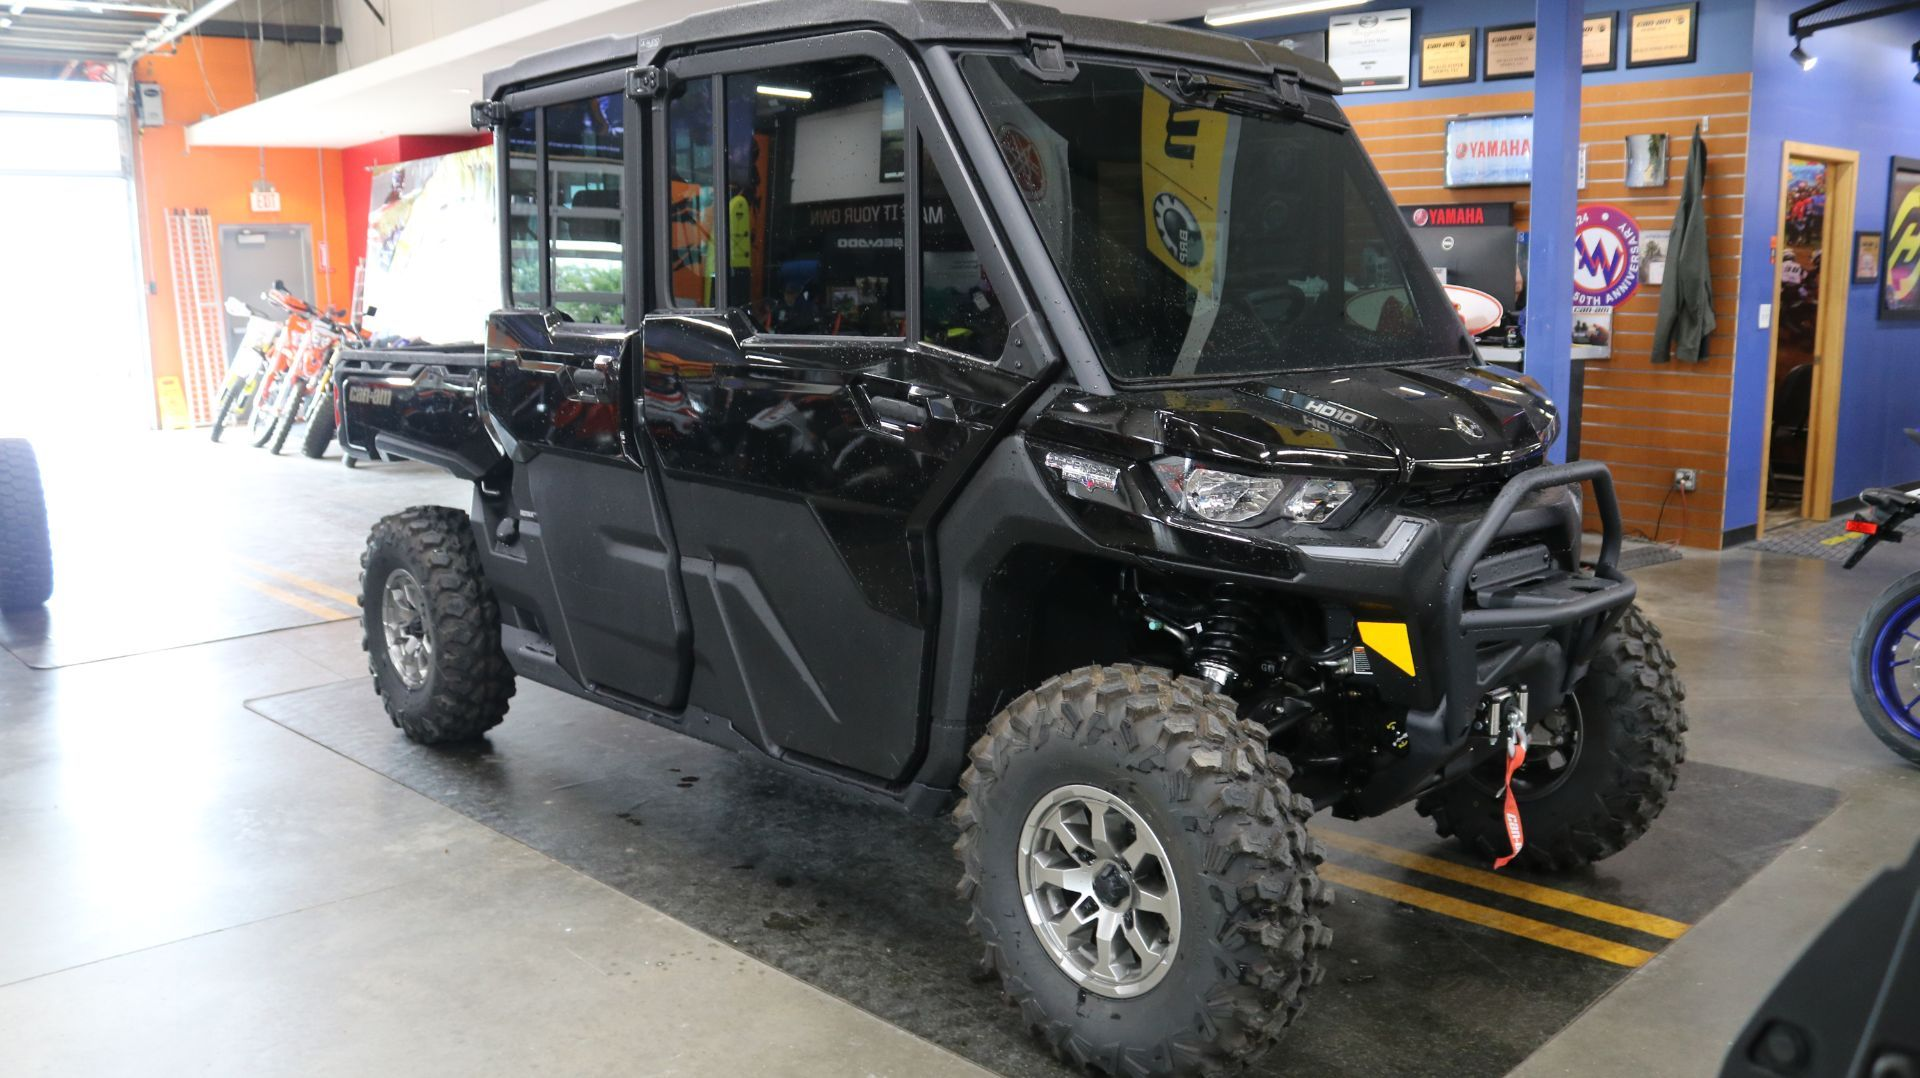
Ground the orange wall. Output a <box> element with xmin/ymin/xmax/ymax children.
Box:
<box><xmin>130</xmin><ymin>37</ymin><xmax>351</xmax><ymax>424</ymax></box>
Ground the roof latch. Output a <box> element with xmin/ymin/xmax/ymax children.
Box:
<box><xmin>469</xmin><ymin>99</ymin><xmax>509</xmax><ymax>130</ymax></box>
<box><xmin>626</xmin><ymin>65</ymin><xmax>665</xmax><ymax>100</ymax></box>
<box><xmin>1269</xmin><ymin>71</ymin><xmax>1307</xmax><ymax>115</ymax></box>
<box><xmin>1020</xmin><ymin>34</ymin><xmax>1078</xmax><ymax>82</ymax></box>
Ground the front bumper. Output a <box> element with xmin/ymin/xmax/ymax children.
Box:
<box><xmin>1342</xmin><ymin>461</ymin><xmax>1637</xmax><ymax>816</ymax></box>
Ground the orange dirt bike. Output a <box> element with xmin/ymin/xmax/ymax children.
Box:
<box><xmin>295</xmin><ymin>307</ymin><xmax>375</xmax><ymax>460</ymax></box>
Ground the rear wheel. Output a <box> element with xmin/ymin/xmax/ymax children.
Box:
<box><xmin>360</xmin><ymin>505</ymin><xmax>515</xmax><ymax>743</ymax></box>
<box><xmin>1418</xmin><ymin>605</ymin><xmax>1687</xmax><ymax>871</ymax></box>
<box><xmin>1850</xmin><ymin>570</ymin><xmax>1920</xmax><ymax>766</ymax></box>
<box><xmin>0</xmin><ymin>439</ymin><xmax>53</xmax><ymax>610</ymax></box>
<box><xmin>955</xmin><ymin>664</ymin><xmax>1332</xmax><ymax>1076</ymax></box>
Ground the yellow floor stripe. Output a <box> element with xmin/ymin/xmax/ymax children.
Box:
<box><xmin>1320</xmin><ymin>830</ymin><xmax>1691</xmax><ymax>940</ymax></box>
<box><xmin>237</xmin><ymin>577</ymin><xmax>355</xmax><ymax>622</ymax></box>
<box><xmin>234</xmin><ymin>557</ymin><xmax>361</xmax><ymax>608</ymax></box>
<box><xmin>1318</xmin><ymin>862</ymin><xmax>1658</xmax><ymax>968</ymax></box>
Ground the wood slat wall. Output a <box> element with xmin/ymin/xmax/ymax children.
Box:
<box><xmin>1346</xmin><ymin>73</ymin><xmax>1752</xmax><ymax>548</ymax></box>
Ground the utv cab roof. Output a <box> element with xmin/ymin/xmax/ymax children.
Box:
<box><xmin>479</xmin><ymin>0</ymin><xmax>1340</xmax><ymax>101</ymax></box>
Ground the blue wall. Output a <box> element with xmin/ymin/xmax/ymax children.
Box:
<box><xmin>1723</xmin><ymin>1</ymin><xmax>1920</xmax><ymax>531</ymax></box>
<box><xmin>1189</xmin><ymin>0</ymin><xmax>1756</xmax><ymax>103</ymax></box>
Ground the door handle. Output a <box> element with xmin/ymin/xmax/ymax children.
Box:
<box><xmin>567</xmin><ymin>356</ymin><xmax>616</xmax><ymax>401</ymax></box>
<box><xmin>869</xmin><ymin>394</ymin><xmax>930</xmax><ymax>428</ymax></box>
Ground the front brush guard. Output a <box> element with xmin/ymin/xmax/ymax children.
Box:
<box><xmin>1342</xmin><ymin>461</ymin><xmax>1638</xmax><ymax>817</ymax></box>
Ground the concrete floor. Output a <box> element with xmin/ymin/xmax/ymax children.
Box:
<box><xmin>2</xmin><ymin>430</ymin><xmax>1917</xmax><ymax>1076</ymax></box>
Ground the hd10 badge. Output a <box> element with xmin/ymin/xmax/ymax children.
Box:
<box><xmin>1571</xmin><ymin>203</ymin><xmax>1643</xmax><ymax>307</ymax></box>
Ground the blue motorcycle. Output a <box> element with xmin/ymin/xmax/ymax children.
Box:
<box><xmin>1844</xmin><ymin>445</ymin><xmax>1920</xmax><ymax>765</ymax></box>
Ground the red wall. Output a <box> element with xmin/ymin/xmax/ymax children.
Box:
<box><xmin>340</xmin><ymin>134</ymin><xmax>492</xmax><ymax>280</ymax></box>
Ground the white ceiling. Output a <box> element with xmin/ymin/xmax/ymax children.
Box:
<box><xmin>188</xmin><ymin>0</ymin><xmax>1208</xmax><ymax>149</ymax></box>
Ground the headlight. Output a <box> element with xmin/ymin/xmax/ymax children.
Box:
<box><xmin>1153</xmin><ymin>460</ymin><xmax>1359</xmax><ymax>525</ymax></box>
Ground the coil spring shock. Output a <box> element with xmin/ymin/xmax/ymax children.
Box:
<box><xmin>1192</xmin><ymin>583</ymin><xmax>1260</xmax><ymax>690</ymax></box>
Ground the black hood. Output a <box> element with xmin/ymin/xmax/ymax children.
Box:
<box><xmin>1029</xmin><ymin>362</ymin><xmax>1556</xmax><ymax>480</ymax></box>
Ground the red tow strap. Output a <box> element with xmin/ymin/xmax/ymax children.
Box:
<box><xmin>1492</xmin><ymin>724</ymin><xmax>1527</xmax><ymax>870</ymax></box>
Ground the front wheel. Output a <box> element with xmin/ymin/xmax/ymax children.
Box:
<box><xmin>955</xmin><ymin>665</ymin><xmax>1332</xmax><ymax>1076</ymax></box>
<box><xmin>267</xmin><ymin>376</ymin><xmax>310</xmax><ymax>455</ymax></box>
<box><xmin>300</xmin><ymin>396</ymin><xmax>338</xmax><ymax>459</ymax></box>
<box><xmin>1418</xmin><ymin>604</ymin><xmax>1687</xmax><ymax>871</ymax></box>
<box><xmin>209</xmin><ymin>374</ymin><xmax>247</xmax><ymax>443</ymax></box>
<box><xmin>0</xmin><ymin>439</ymin><xmax>53</xmax><ymax>610</ymax></box>
<box><xmin>1850</xmin><ymin>570</ymin><xmax>1920</xmax><ymax>765</ymax></box>
<box><xmin>360</xmin><ymin>506</ymin><xmax>515</xmax><ymax>743</ymax></box>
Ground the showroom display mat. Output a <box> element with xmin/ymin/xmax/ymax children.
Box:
<box><xmin>252</xmin><ymin>679</ymin><xmax>1839</xmax><ymax>1078</ymax></box>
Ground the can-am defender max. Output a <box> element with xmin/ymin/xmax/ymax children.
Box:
<box><xmin>338</xmin><ymin>3</ymin><xmax>1687</xmax><ymax>1072</ymax></box>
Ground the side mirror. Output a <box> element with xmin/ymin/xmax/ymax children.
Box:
<box><xmin>364</xmin><ymin>305</ymin><xmax>378</xmax><ymax>318</ymax></box>
<box><xmin>225</xmin><ymin>297</ymin><xmax>249</xmax><ymax>317</ymax></box>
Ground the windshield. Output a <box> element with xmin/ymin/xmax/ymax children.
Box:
<box><xmin>962</xmin><ymin>55</ymin><xmax>1468</xmax><ymax>381</ymax></box>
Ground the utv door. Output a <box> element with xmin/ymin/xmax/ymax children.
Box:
<box><xmin>485</xmin><ymin>79</ymin><xmax>691</xmax><ymax>709</ymax></box>
<box><xmin>639</xmin><ymin>34</ymin><xmax>1035</xmax><ymax>781</ymax></box>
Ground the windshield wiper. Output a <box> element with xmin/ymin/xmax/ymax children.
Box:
<box><xmin>1156</xmin><ymin>68</ymin><xmax>1347</xmax><ymax>130</ymax></box>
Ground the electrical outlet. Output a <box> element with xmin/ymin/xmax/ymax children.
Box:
<box><xmin>1674</xmin><ymin>468</ymin><xmax>1698</xmax><ymax>492</ymax></box>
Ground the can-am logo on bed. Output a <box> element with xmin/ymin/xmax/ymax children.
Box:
<box><xmin>1572</xmin><ymin>203</ymin><xmax>1642</xmax><ymax>308</ymax></box>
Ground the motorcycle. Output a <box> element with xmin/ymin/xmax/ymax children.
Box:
<box><xmin>208</xmin><ymin>297</ymin><xmax>283</xmax><ymax>443</ymax></box>
<box><xmin>1842</xmin><ymin>429</ymin><xmax>1920</xmax><ymax>764</ymax></box>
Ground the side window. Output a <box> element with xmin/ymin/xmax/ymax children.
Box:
<box><xmin>667</xmin><ymin>76</ymin><xmax>716</xmax><ymax>308</ymax></box>
<box><xmin>724</xmin><ymin>58</ymin><xmax>906</xmax><ymax>336</ymax></box>
<box><xmin>920</xmin><ymin>143</ymin><xmax>1007</xmax><ymax>359</ymax></box>
<box><xmin>507</xmin><ymin>110</ymin><xmax>539</xmax><ymax>307</ymax></box>
<box><xmin>545</xmin><ymin>94</ymin><xmax>625</xmax><ymax>324</ymax></box>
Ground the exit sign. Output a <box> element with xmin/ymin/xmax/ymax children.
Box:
<box><xmin>249</xmin><ymin>189</ymin><xmax>282</xmax><ymax>213</ymax></box>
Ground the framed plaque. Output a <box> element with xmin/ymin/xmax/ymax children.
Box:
<box><xmin>1583</xmin><ymin>13</ymin><xmax>1619</xmax><ymax>72</ymax></box>
<box><xmin>1419</xmin><ymin>30</ymin><xmax>1476</xmax><ymax>86</ymax></box>
<box><xmin>1483</xmin><ymin>23</ymin><xmax>1536</xmax><ymax>81</ymax></box>
<box><xmin>1855</xmin><ymin>231</ymin><xmax>1882</xmax><ymax>285</ymax></box>
<box><xmin>1627</xmin><ymin>3</ymin><xmax>1698</xmax><ymax>68</ymax></box>
<box><xmin>1329</xmin><ymin>9</ymin><xmax>1413</xmax><ymax>93</ymax></box>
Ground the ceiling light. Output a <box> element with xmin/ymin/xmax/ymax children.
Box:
<box><xmin>1203</xmin><ymin>0</ymin><xmax>1365</xmax><ymax>27</ymax></box>
<box><xmin>755</xmin><ymin>84</ymin><xmax>812</xmax><ymax>100</ymax></box>
<box><xmin>1791</xmin><ymin>38</ymin><xmax>1816</xmax><ymax>70</ymax></box>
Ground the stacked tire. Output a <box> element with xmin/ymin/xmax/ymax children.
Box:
<box><xmin>0</xmin><ymin>439</ymin><xmax>53</xmax><ymax>610</ymax></box>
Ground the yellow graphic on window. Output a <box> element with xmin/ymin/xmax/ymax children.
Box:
<box><xmin>1140</xmin><ymin>89</ymin><xmax>1231</xmax><ymax>297</ymax></box>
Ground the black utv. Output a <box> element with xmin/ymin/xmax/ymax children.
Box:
<box><xmin>337</xmin><ymin>2</ymin><xmax>1686</xmax><ymax>1072</ymax></box>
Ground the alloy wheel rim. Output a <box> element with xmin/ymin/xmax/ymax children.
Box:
<box><xmin>1870</xmin><ymin>595</ymin><xmax>1920</xmax><ymax>739</ymax></box>
<box><xmin>1016</xmin><ymin>784</ymin><xmax>1181</xmax><ymax>999</ymax></box>
<box><xmin>380</xmin><ymin>568</ymin><xmax>434</xmax><ymax>690</ymax></box>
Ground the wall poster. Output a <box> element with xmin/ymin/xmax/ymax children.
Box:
<box><xmin>365</xmin><ymin>146</ymin><xmax>499</xmax><ymax>345</ymax></box>
<box><xmin>1882</xmin><ymin>156</ymin><xmax>1920</xmax><ymax>319</ymax></box>
<box><xmin>1329</xmin><ymin>9</ymin><xmax>1413</xmax><ymax>93</ymax></box>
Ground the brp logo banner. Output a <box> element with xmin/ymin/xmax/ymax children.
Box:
<box><xmin>1571</xmin><ymin>203</ymin><xmax>1642</xmax><ymax>308</ymax></box>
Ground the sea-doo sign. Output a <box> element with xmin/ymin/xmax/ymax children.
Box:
<box><xmin>1572</xmin><ymin>202</ymin><xmax>1643</xmax><ymax>308</ymax></box>
<box><xmin>1444</xmin><ymin>114</ymin><xmax>1533</xmax><ymax>187</ymax></box>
